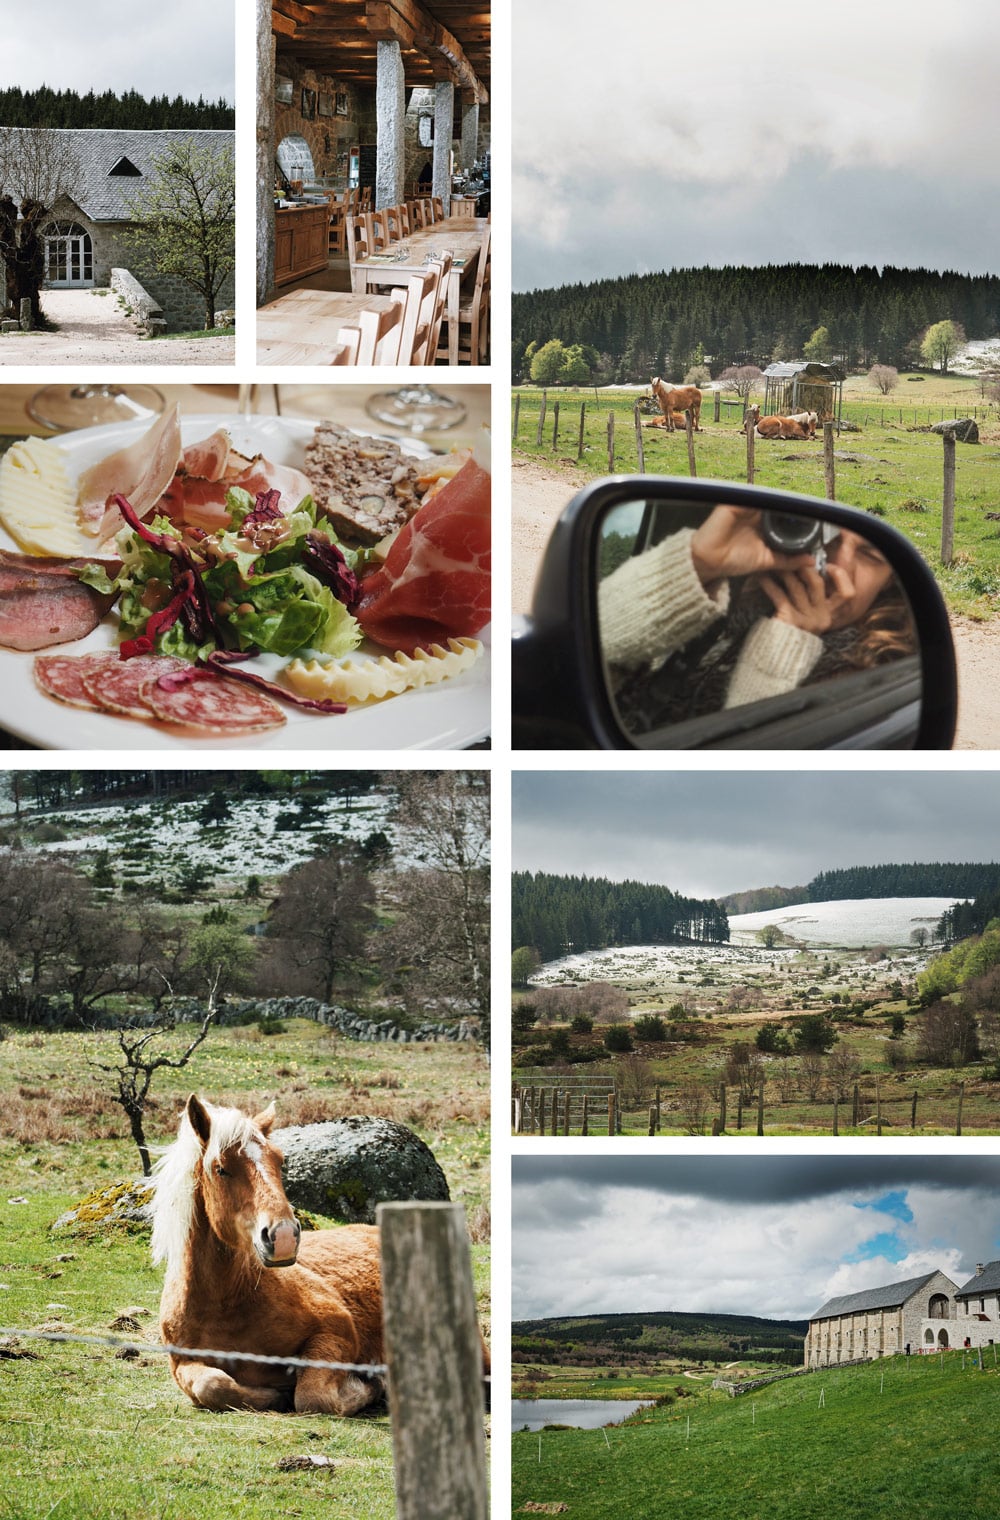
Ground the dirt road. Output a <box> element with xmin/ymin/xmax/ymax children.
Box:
<box><xmin>0</xmin><ymin>289</ymin><xmax>234</xmax><ymax>366</ymax></box>
<box><xmin>512</xmin><ymin>456</ymin><xmax>998</xmax><ymax>750</ymax></box>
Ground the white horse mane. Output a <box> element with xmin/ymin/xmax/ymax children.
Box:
<box><xmin>149</xmin><ymin>1100</ymin><xmax>266</xmax><ymax>1273</ymax></box>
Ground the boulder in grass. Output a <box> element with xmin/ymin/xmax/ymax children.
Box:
<box><xmin>271</xmin><ymin>1117</ymin><xmax>450</xmax><ymax>1224</ymax></box>
<box><xmin>930</xmin><ymin>418</ymin><xmax>979</xmax><ymax>443</ymax></box>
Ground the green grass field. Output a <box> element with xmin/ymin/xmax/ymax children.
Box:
<box><xmin>512</xmin><ymin>373</ymin><xmax>1000</xmax><ymax>618</ymax></box>
<box><xmin>511</xmin><ymin>1353</ymin><xmax>1000</xmax><ymax>1519</ymax></box>
<box><xmin>0</xmin><ymin>1022</ymin><xmax>489</xmax><ymax>1520</ymax></box>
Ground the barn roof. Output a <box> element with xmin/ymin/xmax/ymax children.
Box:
<box><xmin>955</xmin><ymin>1260</ymin><xmax>1000</xmax><ymax>1299</ymax></box>
<box><xmin>809</xmin><ymin>1271</ymin><xmax>945</xmax><ymax>1322</ymax></box>
<box><xmin>6</xmin><ymin>128</ymin><xmax>233</xmax><ymax>221</ymax></box>
<box><xmin>763</xmin><ymin>361</ymin><xmax>846</xmax><ymax>382</ymax></box>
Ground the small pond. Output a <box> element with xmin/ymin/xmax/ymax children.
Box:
<box><xmin>511</xmin><ymin>1398</ymin><xmax>656</xmax><ymax>1432</ymax></box>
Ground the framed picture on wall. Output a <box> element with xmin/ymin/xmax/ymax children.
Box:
<box><xmin>301</xmin><ymin>88</ymin><xmax>316</xmax><ymax>120</ymax></box>
<box><xmin>335</xmin><ymin>91</ymin><xmax>349</xmax><ymax>116</ymax></box>
<box><xmin>318</xmin><ymin>92</ymin><xmax>333</xmax><ymax>118</ymax></box>
<box><xmin>275</xmin><ymin>75</ymin><xmax>293</xmax><ymax>105</ymax></box>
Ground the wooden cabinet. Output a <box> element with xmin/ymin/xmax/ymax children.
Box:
<box><xmin>274</xmin><ymin>204</ymin><xmax>330</xmax><ymax>287</ymax></box>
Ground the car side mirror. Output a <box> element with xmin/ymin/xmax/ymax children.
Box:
<box><xmin>513</xmin><ymin>477</ymin><xmax>957</xmax><ymax>749</ymax></box>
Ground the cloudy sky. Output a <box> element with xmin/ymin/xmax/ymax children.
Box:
<box><xmin>512</xmin><ymin>1156</ymin><xmax>1000</xmax><ymax>1321</ymax></box>
<box><xmin>513</xmin><ymin>0</ymin><xmax>1000</xmax><ymax>291</ymax></box>
<box><xmin>512</xmin><ymin>771</ymin><xmax>1000</xmax><ymax>898</ymax></box>
<box><xmin>7</xmin><ymin>0</ymin><xmax>234</xmax><ymax>102</ymax></box>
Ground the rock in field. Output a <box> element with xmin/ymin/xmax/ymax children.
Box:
<box><xmin>930</xmin><ymin>417</ymin><xmax>979</xmax><ymax>442</ymax></box>
<box><xmin>272</xmin><ymin>1117</ymin><xmax>450</xmax><ymax>1223</ymax></box>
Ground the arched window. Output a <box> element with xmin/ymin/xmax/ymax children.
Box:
<box><xmin>928</xmin><ymin>1294</ymin><xmax>950</xmax><ymax>1320</ymax></box>
<box><xmin>42</xmin><ymin>221</ymin><xmax>94</xmax><ymax>287</ymax></box>
<box><xmin>937</xmin><ymin>1328</ymin><xmax>950</xmax><ymax>1348</ymax></box>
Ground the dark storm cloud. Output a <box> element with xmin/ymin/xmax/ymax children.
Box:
<box><xmin>511</xmin><ymin>772</ymin><xmax>1000</xmax><ymax>897</ymax></box>
<box><xmin>513</xmin><ymin>1155</ymin><xmax>1000</xmax><ymax>1210</ymax></box>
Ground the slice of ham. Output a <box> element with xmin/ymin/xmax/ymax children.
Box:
<box><xmin>354</xmin><ymin>456</ymin><xmax>491</xmax><ymax>655</ymax></box>
<box><xmin>75</xmin><ymin>404</ymin><xmax>183</xmax><ymax>545</ymax></box>
<box><xmin>157</xmin><ymin>446</ymin><xmax>313</xmax><ymax>534</ymax></box>
<box><xmin>0</xmin><ymin>549</ymin><xmax>119</xmax><ymax>651</ymax></box>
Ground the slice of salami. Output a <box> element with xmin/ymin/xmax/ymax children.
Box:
<box><xmin>143</xmin><ymin>669</ymin><xmax>286</xmax><ymax>734</ymax></box>
<box><xmin>82</xmin><ymin>654</ymin><xmax>189</xmax><ymax>718</ymax></box>
<box><xmin>33</xmin><ymin>652</ymin><xmax>122</xmax><ymax>710</ymax></box>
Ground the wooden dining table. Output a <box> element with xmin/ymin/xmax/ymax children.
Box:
<box><xmin>351</xmin><ymin>216</ymin><xmax>489</xmax><ymax>365</ymax></box>
<box><xmin>256</xmin><ymin>288</ymin><xmax>400</xmax><ymax>367</ymax></box>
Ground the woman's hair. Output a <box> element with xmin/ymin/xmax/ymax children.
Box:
<box><xmin>847</xmin><ymin>584</ymin><xmax>917</xmax><ymax>667</ymax></box>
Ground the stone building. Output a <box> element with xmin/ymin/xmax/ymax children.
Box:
<box><xmin>806</xmin><ymin>1261</ymin><xmax>1000</xmax><ymax>1367</ymax></box>
<box><xmin>1</xmin><ymin>128</ymin><xmax>234</xmax><ymax>329</ymax></box>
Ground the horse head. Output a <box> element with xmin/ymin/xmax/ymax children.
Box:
<box><xmin>186</xmin><ymin>1094</ymin><xmax>302</xmax><ymax>1269</ymax></box>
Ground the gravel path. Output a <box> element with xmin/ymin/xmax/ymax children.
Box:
<box><xmin>0</xmin><ymin>288</ymin><xmax>234</xmax><ymax>366</ymax></box>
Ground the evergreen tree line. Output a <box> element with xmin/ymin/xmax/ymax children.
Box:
<box><xmin>512</xmin><ymin>262</ymin><xmax>1000</xmax><ymax>382</ymax></box>
<box><xmin>2</xmin><ymin>771</ymin><xmax>377</xmax><ymax>816</ymax></box>
<box><xmin>512</xmin><ymin>870</ymin><xmax>729</xmax><ymax>963</ymax></box>
<box><xmin>0</xmin><ymin>85</ymin><xmax>234</xmax><ymax>131</ymax></box>
<box><xmin>936</xmin><ymin>888</ymin><xmax>1000</xmax><ymax>944</ymax></box>
<box><xmin>806</xmin><ymin>862</ymin><xmax>1000</xmax><ymax>903</ymax></box>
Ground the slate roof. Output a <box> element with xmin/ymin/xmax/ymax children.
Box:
<box><xmin>7</xmin><ymin>129</ymin><xmax>233</xmax><ymax>221</ymax></box>
<box><xmin>954</xmin><ymin>1260</ymin><xmax>1000</xmax><ymax>1299</ymax></box>
<box><xmin>809</xmin><ymin>1271</ymin><xmax>946</xmax><ymax>1322</ymax></box>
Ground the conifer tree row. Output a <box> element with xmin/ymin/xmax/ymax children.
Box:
<box><xmin>0</xmin><ymin>86</ymin><xmax>234</xmax><ymax>131</ymax></box>
<box><xmin>511</xmin><ymin>870</ymin><xmax>729</xmax><ymax>962</ymax></box>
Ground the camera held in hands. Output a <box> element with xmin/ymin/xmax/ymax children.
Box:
<box><xmin>760</xmin><ymin>512</ymin><xmax>824</xmax><ymax>555</ymax></box>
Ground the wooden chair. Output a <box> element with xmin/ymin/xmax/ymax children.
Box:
<box><xmin>436</xmin><ymin>227</ymin><xmax>490</xmax><ymax>365</ymax></box>
<box><xmin>334</xmin><ymin>328</ymin><xmax>361</xmax><ymax>364</ymax></box>
<box><xmin>395</xmin><ymin>263</ymin><xmax>442</xmax><ymax>365</ymax></box>
<box><xmin>407</xmin><ymin>198</ymin><xmax>426</xmax><ymax>230</ymax></box>
<box><xmin>396</xmin><ymin>203</ymin><xmax>411</xmax><ymax>237</ymax></box>
<box><xmin>422</xmin><ymin>252</ymin><xmax>452</xmax><ymax>365</ymax></box>
<box><xmin>355</xmin><ymin>291</ymin><xmax>407</xmax><ymax>364</ymax></box>
<box><xmin>346</xmin><ymin>211</ymin><xmax>376</xmax><ymax>292</ymax></box>
<box><xmin>431</xmin><ymin>196</ymin><xmax>444</xmax><ymax>222</ymax></box>
<box><xmin>328</xmin><ymin>196</ymin><xmax>346</xmax><ymax>255</ymax></box>
<box><xmin>359</xmin><ymin>186</ymin><xmax>372</xmax><ymax>210</ymax></box>
<box><xmin>370</xmin><ymin>208</ymin><xmax>392</xmax><ymax>250</ymax></box>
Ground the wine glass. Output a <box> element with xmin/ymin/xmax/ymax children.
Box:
<box><xmin>27</xmin><ymin>384</ymin><xmax>165</xmax><ymax>431</ymax></box>
<box><xmin>364</xmin><ymin>386</ymin><xmax>467</xmax><ymax>432</ymax></box>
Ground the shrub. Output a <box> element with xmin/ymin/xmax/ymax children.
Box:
<box><xmin>549</xmin><ymin>1029</ymin><xmax>571</xmax><ymax>1057</ymax></box>
<box><xmin>33</xmin><ymin>823</ymin><xmax>67</xmax><ymax>843</ymax></box>
<box><xmin>604</xmin><ymin>1024</ymin><xmax>634</xmax><ymax>1053</ymax></box>
<box><xmin>570</xmin><ymin>1014</ymin><xmax>593</xmax><ymax>1034</ymax></box>
<box><xmin>633</xmin><ymin>1014</ymin><xmax>666</xmax><ymax>1041</ymax></box>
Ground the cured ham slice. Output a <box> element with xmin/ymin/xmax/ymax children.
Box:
<box><xmin>75</xmin><ymin>404</ymin><xmax>183</xmax><ymax>544</ymax></box>
<box><xmin>0</xmin><ymin>549</ymin><xmax>119</xmax><ymax>651</ymax></box>
<box><xmin>354</xmin><ymin>456</ymin><xmax>491</xmax><ymax>655</ymax></box>
<box><xmin>157</xmin><ymin>442</ymin><xmax>313</xmax><ymax>533</ymax></box>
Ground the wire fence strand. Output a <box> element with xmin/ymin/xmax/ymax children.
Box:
<box><xmin>0</xmin><ymin>1325</ymin><xmax>387</xmax><ymax>1376</ymax></box>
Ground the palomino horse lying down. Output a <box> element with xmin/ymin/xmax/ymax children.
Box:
<box><xmin>150</xmin><ymin>1094</ymin><xmax>385</xmax><ymax>1414</ymax></box>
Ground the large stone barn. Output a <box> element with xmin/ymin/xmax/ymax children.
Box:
<box><xmin>0</xmin><ymin>128</ymin><xmax>235</xmax><ymax>329</ymax></box>
<box><xmin>806</xmin><ymin>1261</ymin><xmax>1000</xmax><ymax>1367</ymax></box>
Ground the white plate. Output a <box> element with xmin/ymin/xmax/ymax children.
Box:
<box><xmin>0</xmin><ymin>414</ymin><xmax>491</xmax><ymax>751</ymax></box>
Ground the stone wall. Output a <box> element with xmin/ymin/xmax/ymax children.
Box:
<box><xmin>274</xmin><ymin>62</ymin><xmax>366</xmax><ymax>189</ymax></box>
<box><xmin>169</xmin><ymin>994</ymin><xmax>481</xmax><ymax>1045</ymax></box>
<box><xmin>110</xmin><ymin>267</ymin><xmax>163</xmax><ymax>329</ymax></box>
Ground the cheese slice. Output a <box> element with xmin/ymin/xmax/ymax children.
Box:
<box><xmin>0</xmin><ymin>437</ymin><xmax>85</xmax><ymax>558</ymax></box>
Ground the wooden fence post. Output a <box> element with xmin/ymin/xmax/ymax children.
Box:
<box><xmin>745</xmin><ymin>407</ymin><xmax>757</xmax><ymax>484</ymax></box>
<box><xmin>833</xmin><ymin>1097</ymin><xmax>839</xmax><ymax>1136</ymax></box>
<box><xmin>537</xmin><ymin>1089</ymin><xmax>546</xmax><ymax>1135</ymax></box>
<box><xmin>823</xmin><ymin>421</ymin><xmax>836</xmax><ymax>501</ymax></box>
<box><xmin>911</xmin><ymin>1090</ymin><xmax>918</xmax><ymax>1131</ymax></box>
<box><xmin>535</xmin><ymin>393</ymin><xmax>547</xmax><ymax>447</ymax></box>
<box><xmin>852</xmin><ymin>1084</ymin><xmax>859</xmax><ymax>1128</ymax></box>
<box><xmin>876</xmin><ymin>1078</ymin><xmax>882</xmax><ymax>1137</ymax></box>
<box><xmin>956</xmin><ymin>1082</ymin><xmax>964</xmax><ymax>1137</ymax></box>
<box><xmin>648</xmin><ymin>1105</ymin><xmax>656</xmax><ymax>1136</ymax></box>
<box><xmin>551</xmin><ymin>400</ymin><xmax>560</xmax><ymax>451</ymax></box>
<box><xmin>512</xmin><ymin>394</ymin><xmax>521</xmax><ymax>440</ymax></box>
<box><xmin>736</xmin><ymin>1094</ymin><xmax>743</xmax><ymax>1131</ymax></box>
<box><xmin>581</xmin><ymin>1094</ymin><xmax>589</xmax><ymax>1136</ymax></box>
<box><xmin>719</xmin><ymin>1083</ymin><xmax>726</xmax><ymax>1133</ymax></box>
<box><xmin>685</xmin><ymin>410</ymin><xmax>697</xmax><ymax>477</ymax></box>
<box><xmin>607</xmin><ymin>1092</ymin><xmax>615</xmax><ymax>1136</ymax></box>
<box><xmin>634</xmin><ymin>403</ymin><xmax>645</xmax><ymax>474</ymax></box>
<box><xmin>713</xmin><ymin>390</ymin><xmax>721</xmax><ymax>423</ymax></box>
<box><xmin>378</xmin><ymin>1202</ymin><xmax>488</xmax><ymax>1520</ymax></box>
<box><xmin>654</xmin><ymin>1086</ymin><xmax>661</xmax><ymax>1132</ymax></box>
<box><xmin>941</xmin><ymin>433</ymin><xmax>956</xmax><ymax>566</ymax></box>
<box><xmin>607</xmin><ymin>412</ymin><xmax>615</xmax><ymax>473</ymax></box>
<box><xmin>551</xmin><ymin>1091</ymin><xmax>559</xmax><ymax>1136</ymax></box>
<box><xmin>563</xmin><ymin>1093</ymin><xmax>570</xmax><ymax>1136</ymax></box>
<box><xmin>756</xmin><ymin>1084</ymin><xmax>764</xmax><ymax>1137</ymax></box>
<box><xmin>577</xmin><ymin>402</ymin><xmax>587</xmax><ymax>459</ymax></box>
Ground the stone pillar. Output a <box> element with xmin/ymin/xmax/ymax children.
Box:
<box><xmin>460</xmin><ymin>96</ymin><xmax>479</xmax><ymax>171</ymax></box>
<box><xmin>433</xmin><ymin>80</ymin><xmax>454</xmax><ymax>214</ymax></box>
<box><xmin>256</xmin><ymin>0</ymin><xmax>275</xmax><ymax>306</ymax></box>
<box><xmin>376</xmin><ymin>40</ymin><xmax>405</xmax><ymax>211</ymax></box>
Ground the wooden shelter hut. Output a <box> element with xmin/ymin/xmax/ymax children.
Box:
<box><xmin>762</xmin><ymin>361</ymin><xmax>845</xmax><ymax>426</ymax></box>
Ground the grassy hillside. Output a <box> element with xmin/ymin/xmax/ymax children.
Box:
<box><xmin>512</xmin><ymin>1352</ymin><xmax>1000</xmax><ymax>1519</ymax></box>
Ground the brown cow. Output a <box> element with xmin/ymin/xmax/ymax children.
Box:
<box><xmin>650</xmin><ymin>376</ymin><xmax>702</xmax><ymax>431</ymax></box>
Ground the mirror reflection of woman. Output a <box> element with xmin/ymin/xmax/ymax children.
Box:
<box><xmin>599</xmin><ymin>505</ymin><xmax>916</xmax><ymax>729</ymax></box>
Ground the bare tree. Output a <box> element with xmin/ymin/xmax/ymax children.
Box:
<box><xmin>723</xmin><ymin>1042</ymin><xmax>763</xmax><ymax>1104</ymax></box>
<box><xmin>916</xmin><ymin>1000</ymin><xmax>980</xmax><ymax>1067</ymax></box>
<box><xmin>718</xmin><ymin>364</ymin><xmax>763</xmax><ymax>401</ymax></box>
<box><xmin>825</xmin><ymin>1047</ymin><xmax>862</xmax><ymax>1102</ymax></box>
<box><xmin>266</xmin><ymin>846</ymin><xmax>375</xmax><ymax>1003</ymax></box>
<box><xmin>678</xmin><ymin>1080</ymin><xmax>711</xmax><ymax>1135</ymax></box>
<box><xmin>798</xmin><ymin>1050</ymin><xmax>826</xmax><ymax>1100</ymax></box>
<box><xmin>868</xmin><ymin>364</ymin><xmax>899</xmax><ymax>396</ymax></box>
<box><xmin>0</xmin><ymin>126</ymin><xmax>80</xmax><ymax>322</ymax></box>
